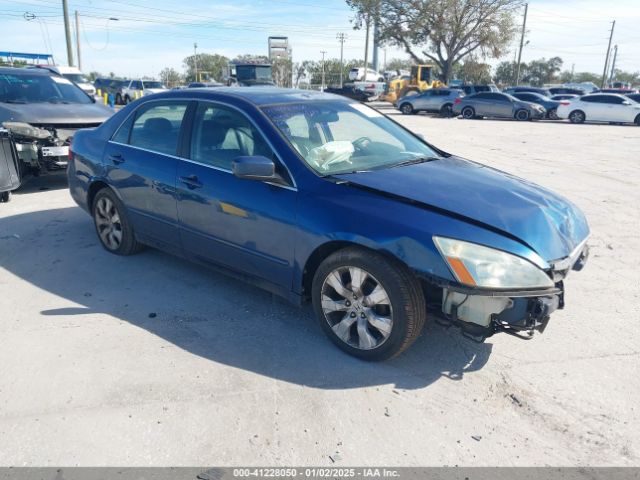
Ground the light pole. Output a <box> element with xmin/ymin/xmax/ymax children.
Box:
<box><xmin>194</xmin><ymin>42</ymin><xmax>198</xmax><ymax>82</ymax></box>
<box><xmin>337</xmin><ymin>33</ymin><xmax>346</xmax><ymax>88</ymax></box>
<box><xmin>320</xmin><ymin>50</ymin><xmax>327</xmax><ymax>91</ymax></box>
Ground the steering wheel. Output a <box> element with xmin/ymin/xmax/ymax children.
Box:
<box><xmin>352</xmin><ymin>136</ymin><xmax>372</xmax><ymax>152</ymax></box>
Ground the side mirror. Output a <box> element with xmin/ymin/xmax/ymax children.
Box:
<box><xmin>232</xmin><ymin>156</ymin><xmax>282</xmax><ymax>183</ymax></box>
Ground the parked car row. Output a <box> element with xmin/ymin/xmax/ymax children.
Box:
<box><xmin>395</xmin><ymin>84</ymin><xmax>640</xmax><ymax>125</ymax></box>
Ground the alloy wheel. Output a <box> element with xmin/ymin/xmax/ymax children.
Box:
<box><xmin>462</xmin><ymin>107</ymin><xmax>474</xmax><ymax>119</ymax></box>
<box><xmin>321</xmin><ymin>266</ymin><xmax>393</xmax><ymax>350</ymax></box>
<box><xmin>94</xmin><ymin>197</ymin><xmax>123</xmax><ymax>250</ymax></box>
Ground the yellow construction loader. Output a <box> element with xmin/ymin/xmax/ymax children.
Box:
<box><xmin>381</xmin><ymin>64</ymin><xmax>445</xmax><ymax>103</ymax></box>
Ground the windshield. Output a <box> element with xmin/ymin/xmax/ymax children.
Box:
<box><xmin>262</xmin><ymin>101</ymin><xmax>441</xmax><ymax>175</ymax></box>
<box><xmin>0</xmin><ymin>72</ymin><xmax>92</xmax><ymax>104</ymax></box>
<box><xmin>142</xmin><ymin>81</ymin><xmax>164</xmax><ymax>89</ymax></box>
<box><xmin>236</xmin><ymin>65</ymin><xmax>272</xmax><ymax>82</ymax></box>
<box><xmin>63</xmin><ymin>73</ymin><xmax>89</xmax><ymax>84</ymax></box>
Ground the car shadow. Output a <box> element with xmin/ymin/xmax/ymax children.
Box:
<box><xmin>14</xmin><ymin>172</ymin><xmax>68</xmax><ymax>194</ymax></box>
<box><xmin>1</xmin><ymin>205</ymin><xmax>493</xmax><ymax>390</ymax></box>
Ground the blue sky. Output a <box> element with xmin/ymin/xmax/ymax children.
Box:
<box><xmin>1</xmin><ymin>0</ymin><xmax>639</xmax><ymax>79</ymax></box>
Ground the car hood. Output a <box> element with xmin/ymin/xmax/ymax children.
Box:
<box><xmin>0</xmin><ymin>102</ymin><xmax>113</xmax><ymax>125</ymax></box>
<box><xmin>334</xmin><ymin>157</ymin><xmax>589</xmax><ymax>262</ymax></box>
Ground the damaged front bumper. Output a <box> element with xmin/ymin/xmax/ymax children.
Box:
<box><xmin>1</xmin><ymin>122</ymin><xmax>74</xmax><ymax>176</ymax></box>
<box><xmin>424</xmin><ymin>243</ymin><xmax>589</xmax><ymax>342</ymax></box>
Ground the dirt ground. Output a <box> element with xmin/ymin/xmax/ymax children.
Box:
<box><xmin>0</xmin><ymin>106</ymin><xmax>638</xmax><ymax>466</ymax></box>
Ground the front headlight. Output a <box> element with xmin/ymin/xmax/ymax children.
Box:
<box><xmin>433</xmin><ymin>236</ymin><xmax>554</xmax><ymax>289</ymax></box>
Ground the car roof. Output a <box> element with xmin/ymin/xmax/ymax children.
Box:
<box><xmin>0</xmin><ymin>66</ymin><xmax>54</xmax><ymax>76</ymax></box>
<box><xmin>156</xmin><ymin>87</ymin><xmax>352</xmax><ymax>106</ymax></box>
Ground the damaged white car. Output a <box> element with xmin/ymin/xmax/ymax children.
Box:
<box><xmin>0</xmin><ymin>66</ymin><xmax>112</xmax><ymax>201</ymax></box>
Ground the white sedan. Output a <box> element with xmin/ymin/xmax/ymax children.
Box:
<box><xmin>557</xmin><ymin>93</ymin><xmax>640</xmax><ymax>125</ymax></box>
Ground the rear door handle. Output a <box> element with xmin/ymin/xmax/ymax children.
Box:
<box><xmin>179</xmin><ymin>174</ymin><xmax>203</xmax><ymax>189</ymax></box>
<box><xmin>109</xmin><ymin>153</ymin><xmax>125</xmax><ymax>164</ymax></box>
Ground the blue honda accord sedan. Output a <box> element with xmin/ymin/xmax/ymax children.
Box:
<box><xmin>68</xmin><ymin>88</ymin><xmax>589</xmax><ymax>360</ymax></box>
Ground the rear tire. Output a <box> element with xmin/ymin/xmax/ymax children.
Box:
<box><xmin>92</xmin><ymin>188</ymin><xmax>143</xmax><ymax>256</ymax></box>
<box><xmin>461</xmin><ymin>106</ymin><xmax>475</xmax><ymax>119</ymax></box>
<box><xmin>635</xmin><ymin>114</ymin><xmax>640</xmax><ymax>126</ymax></box>
<box><xmin>312</xmin><ymin>247</ymin><xmax>426</xmax><ymax>361</ymax></box>
<box><xmin>0</xmin><ymin>191</ymin><xmax>10</xmax><ymax>203</ymax></box>
<box><xmin>547</xmin><ymin>108</ymin><xmax>559</xmax><ymax>120</ymax></box>
<box><xmin>440</xmin><ymin>103</ymin><xmax>453</xmax><ymax>118</ymax></box>
<box><xmin>400</xmin><ymin>103</ymin><xmax>414</xmax><ymax>115</ymax></box>
<box><xmin>569</xmin><ymin>110</ymin><xmax>586</xmax><ymax>124</ymax></box>
<box><xmin>515</xmin><ymin>109</ymin><xmax>530</xmax><ymax>121</ymax></box>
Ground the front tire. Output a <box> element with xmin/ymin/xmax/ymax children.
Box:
<box><xmin>569</xmin><ymin>110</ymin><xmax>586</xmax><ymax>124</ymax></box>
<box><xmin>92</xmin><ymin>188</ymin><xmax>143</xmax><ymax>256</ymax></box>
<box><xmin>635</xmin><ymin>114</ymin><xmax>640</xmax><ymax>126</ymax></box>
<box><xmin>515</xmin><ymin>109</ymin><xmax>530</xmax><ymax>121</ymax></box>
<box><xmin>400</xmin><ymin>103</ymin><xmax>414</xmax><ymax>115</ymax></box>
<box><xmin>461</xmin><ymin>106</ymin><xmax>475</xmax><ymax>119</ymax></box>
<box><xmin>312</xmin><ymin>247</ymin><xmax>426</xmax><ymax>361</ymax></box>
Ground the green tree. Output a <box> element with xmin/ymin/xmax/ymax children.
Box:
<box><xmin>347</xmin><ymin>0</ymin><xmax>520</xmax><ymax>83</ymax></box>
<box><xmin>87</xmin><ymin>71</ymin><xmax>101</xmax><ymax>81</ymax></box>
<box><xmin>159</xmin><ymin>67</ymin><xmax>183</xmax><ymax>88</ymax></box>
<box><xmin>494</xmin><ymin>61</ymin><xmax>517</xmax><ymax>85</ymax></box>
<box><xmin>521</xmin><ymin>56</ymin><xmax>563</xmax><ymax>86</ymax></box>
<box><xmin>453</xmin><ymin>57</ymin><xmax>492</xmax><ymax>83</ymax></box>
<box><xmin>232</xmin><ymin>54</ymin><xmax>270</xmax><ymax>63</ymax></box>
<box><xmin>272</xmin><ymin>57</ymin><xmax>293</xmax><ymax>87</ymax></box>
<box><xmin>384</xmin><ymin>57</ymin><xmax>413</xmax><ymax>72</ymax></box>
<box><xmin>183</xmin><ymin>53</ymin><xmax>229</xmax><ymax>82</ymax></box>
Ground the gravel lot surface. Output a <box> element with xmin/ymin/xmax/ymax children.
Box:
<box><xmin>1</xmin><ymin>105</ymin><xmax>638</xmax><ymax>466</ymax></box>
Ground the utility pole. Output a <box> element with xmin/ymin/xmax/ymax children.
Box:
<box><xmin>337</xmin><ymin>33</ymin><xmax>346</xmax><ymax>87</ymax></box>
<box><xmin>75</xmin><ymin>11</ymin><xmax>81</xmax><ymax>70</ymax></box>
<box><xmin>515</xmin><ymin>3</ymin><xmax>528</xmax><ymax>86</ymax></box>
<box><xmin>193</xmin><ymin>42</ymin><xmax>198</xmax><ymax>82</ymax></box>
<box><xmin>570</xmin><ymin>63</ymin><xmax>575</xmax><ymax>82</ymax></box>
<box><xmin>62</xmin><ymin>0</ymin><xmax>74</xmax><ymax>66</ymax></box>
<box><xmin>608</xmin><ymin>44</ymin><xmax>618</xmax><ymax>85</ymax></box>
<box><xmin>601</xmin><ymin>20</ymin><xmax>615</xmax><ymax>89</ymax></box>
<box><xmin>372</xmin><ymin>23</ymin><xmax>379</xmax><ymax>73</ymax></box>
<box><xmin>363</xmin><ymin>15</ymin><xmax>370</xmax><ymax>76</ymax></box>
<box><xmin>320</xmin><ymin>50</ymin><xmax>327</xmax><ymax>91</ymax></box>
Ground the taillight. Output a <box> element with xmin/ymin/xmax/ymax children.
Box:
<box><xmin>560</xmin><ymin>101</ymin><xmax>571</xmax><ymax>106</ymax></box>
<box><xmin>454</xmin><ymin>98</ymin><xmax>462</xmax><ymax>104</ymax></box>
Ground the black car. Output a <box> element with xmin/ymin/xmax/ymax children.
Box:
<box><xmin>626</xmin><ymin>93</ymin><xmax>640</xmax><ymax>103</ymax></box>
<box><xmin>0</xmin><ymin>67</ymin><xmax>112</xmax><ymax>198</ymax></box>
<box><xmin>453</xmin><ymin>84</ymin><xmax>499</xmax><ymax>95</ymax></box>
<box><xmin>324</xmin><ymin>86</ymin><xmax>374</xmax><ymax>102</ymax></box>
<box><xmin>548</xmin><ymin>87</ymin><xmax>586</xmax><ymax>96</ymax></box>
<box><xmin>94</xmin><ymin>78</ymin><xmax>128</xmax><ymax>104</ymax></box>
<box><xmin>503</xmin><ymin>86</ymin><xmax>552</xmax><ymax>97</ymax></box>
<box><xmin>599</xmin><ymin>88</ymin><xmax>639</xmax><ymax>95</ymax></box>
<box><xmin>551</xmin><ymin>94</ymin><xmax>580</xmax><ymax>101</ymax></box>
<box><xmin>511</xmin><ymin>92</ymin><xmax>562</xmax><ymax>119</ymax></box>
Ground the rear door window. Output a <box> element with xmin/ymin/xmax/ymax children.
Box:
<box><xmin>128</xmin><ymin>102</ymin><xmax>189</xmax><ymax>156</ymax></box>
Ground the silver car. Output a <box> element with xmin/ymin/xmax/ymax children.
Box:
<box><xmin>452</xmin><ymin>92</ymin><xmax>546</xmax><ymax>121</ymax></box>
<box><xmin>396</xmin><ymin>88</ymin><xmax>465</xmax><ymax>117</ymax></box>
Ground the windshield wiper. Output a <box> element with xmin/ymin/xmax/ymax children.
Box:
<box><xmin>390</xmin><ymin>156</ymin><xmax>440</xmax><ymax>168</ymax></box>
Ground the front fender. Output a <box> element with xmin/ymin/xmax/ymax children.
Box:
<box><xmin>292</xmin><ymin>181</ymin><xmax>550</xmax><ymax>295</ymax></box>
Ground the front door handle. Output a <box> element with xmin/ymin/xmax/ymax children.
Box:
<box><xmin>109</xmin><ymin>153</ymin><xmax>125</xmax><ymax>164</ymax></box>
<box><xmin>179</xmin><ymin>174</ymin><xmax>203</xmax><ymax>189</ymax></box>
